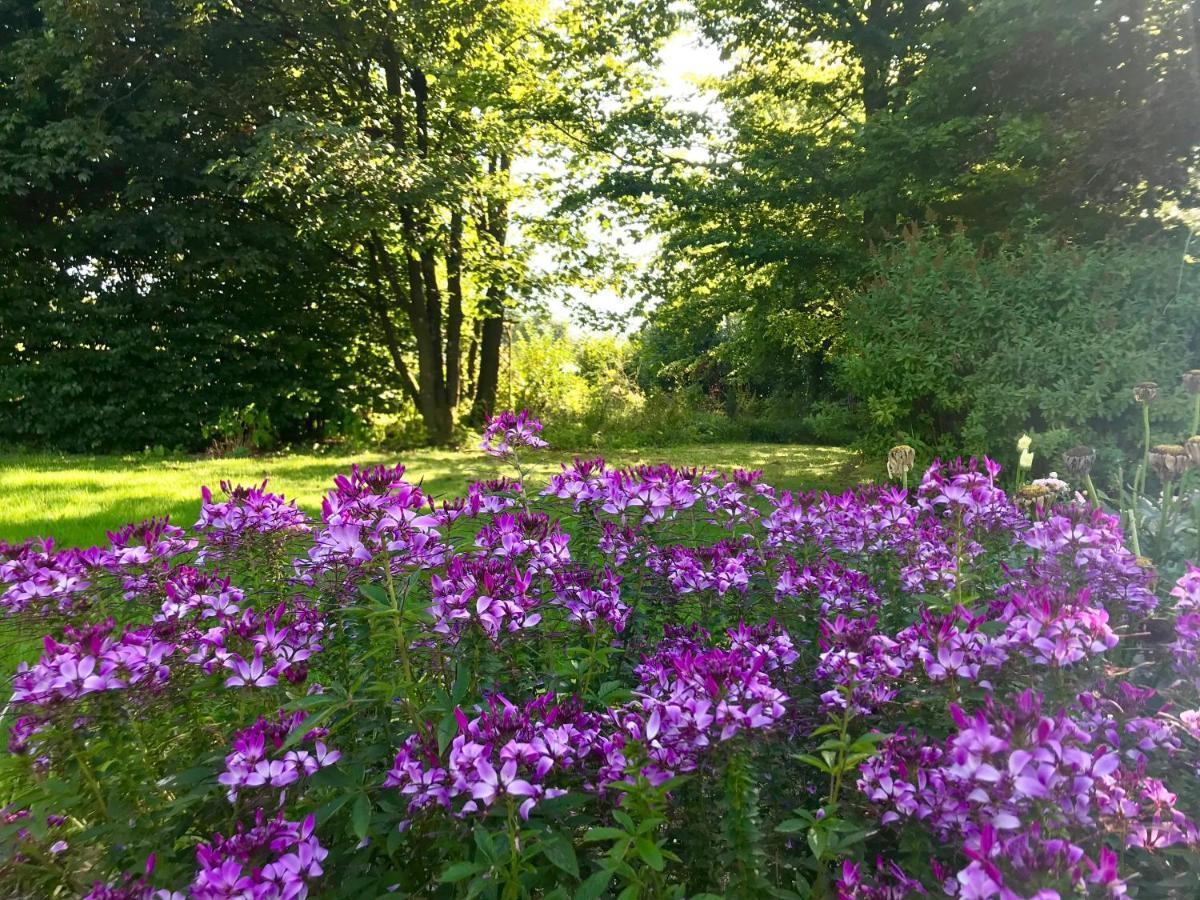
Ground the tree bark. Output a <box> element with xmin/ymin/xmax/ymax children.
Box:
<box><xmin>469</xmin><ymin>154</ymin><xmax>510</xmax><ymax>424</ymax></box>
<box><xmin>445</xmin><ymin>208</ymin><xmax>464</xmax><ymax>405</ymax></box>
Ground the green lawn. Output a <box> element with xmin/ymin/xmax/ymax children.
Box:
<box><xmin>0</xmin><ymin>443</ymin><xmax>865</xmax><ymax>548</ymax></box>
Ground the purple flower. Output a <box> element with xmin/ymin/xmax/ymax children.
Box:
<box><xmin>481</xmin><ymin>410</ymin><xmax>549</xmax><ymax>458</ymax></box>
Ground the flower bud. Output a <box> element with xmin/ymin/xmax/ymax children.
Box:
<box><xmin>1018</xmin><ymin>449</ymin><xmax>1034</xmax><ymax>469</ymax></box>
<box><xmin>886</xmin><ymin>444</ymin><xmax>916</xmax><ymax>479</ymax></box>
<box><xmin>1133</xmin><ymin>381</ymin><xmax>1159</xmax><ymax>405</ymax></box>
<box><xmin>1062</xmin><ymin>445</ymin><xmax>1096</xmax><ymax>477</ymax></box>
<box><xmin>1016</xmin><ymin>433</ymin><xmax>1032</xmax><ymax>453</ymax></box>
<box><xmin>1183</xmin><ymin>370</ymin><xmax>1200</xmax><ymax>395</ymax></box>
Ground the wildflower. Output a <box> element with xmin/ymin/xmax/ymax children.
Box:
<box><xmin>191</xmin><ymin>811</ymin><xmax>327</xmax><ymax>900</ymax></box>
<box><xmin>1182</xmin><ymin>370</ymin><xmax>1200</xmax><ymax>394</ymax></box>
<box><xmin>222</xmin><ymin>650</ymin><xmax>279</xmax><ymax>688</ymax></box>
<box><xmin>480</xmin><ymin>410</ymin><xmax>549</xmax><ymax>458</ymax></box>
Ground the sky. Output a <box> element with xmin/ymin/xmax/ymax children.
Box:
<box><xmin>520</xmin><ymin>25</ymin><xmax>729</xmax><ymax>330</ymax></box>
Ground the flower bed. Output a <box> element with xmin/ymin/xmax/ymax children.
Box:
<box><xmin>1</xmin><ymin>413</ymin><xmax>1198</xmax><ymax>898</ymax></box>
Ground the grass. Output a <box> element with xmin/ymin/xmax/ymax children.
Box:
<box><xmin>0</xmin><ymin>443</ymin><xmax>865</xmax><ymax>548</ymax></box>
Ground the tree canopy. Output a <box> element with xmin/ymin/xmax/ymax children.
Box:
<box><xmin>0</xmin><ymin>0</ymin><xmax>1197</xmax><ymax>453</ymax></box>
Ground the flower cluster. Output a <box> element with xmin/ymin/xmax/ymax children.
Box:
<box><xmin>385</xmin><ymin>624</ymin><xmax>796</xmax><ymax>822</ymax></box>
<box><xmin>385</xmin><ymin>693</ymin><xmax>602</xmax><ymax>823</ymax></box>
<box><xmin>191</xmin><ymin>811</ymin><xmax>327</xmax><ymax>900</ymax></box>
<box><xmin>859</xmin><ymin>688</ymin><xmax>1198</xmax><ymax>896</ymax></box>
<box><xmin>1</xmin><ymin>537</ymin><xmax>91</xmax><ymax>616</ymax></box>
<box><xmin>11</xmin><ymin>619</ymin><xmax>175</xmax><ymax>707</ymax></box>
<box><xmin>480</xmin><ymin>409</ymin><xmax>549</xmax><ymax>458</ymax></box>
<box><xmin>196</xmin><ymin>481</ymin><xmax>308</xmax><ymax>560</ymax></box>
<box><xmin>218</xmin><ymin>710</ymin><xmax>341</xmax><ymax>803</ymax></box>
<box><xmin>602</xmin><ymin>624</ymin><xmax>795</xmax><ymax>786</ymax></box>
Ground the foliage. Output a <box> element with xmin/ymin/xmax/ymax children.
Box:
<box><xmin>0</xmin><ymin>0</ymin><xmax>392</xmax><ymax>453</ymax></box>
<box><xmin>3</xmin><ymin>415</ymin><xmax>1200</xmax><ymax>899</ymax></box>
<box><xmin>0</xmin><ymin>0</ymin><xmax>677</xmax><ymax>449</ymax></box>
<box><xmin>631</xmin><ymin>0</ymin><xmax>1200</xmax><ymax>428</ymax></box>
<box><xmin>834</xmin><ymin>226</ymin><xmax>1200</xmax><ymax>461</ymax></box>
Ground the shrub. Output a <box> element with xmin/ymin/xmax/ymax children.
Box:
<box><xmin>2</xmin><ymin>414</ymin><xmax>1200</xmax><ymax>898</ymax></box>
<box><xmin>837</xmin><ymin>226</ymin><xmax>1200</xmax><ymax>467</ymax></box>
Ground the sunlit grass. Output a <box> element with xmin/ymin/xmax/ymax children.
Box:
<box><xmin>0</xmin><ymin>443</ymin><xmax>865</xmax><ymax>549</ymax></box>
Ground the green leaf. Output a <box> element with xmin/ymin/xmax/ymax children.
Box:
<box><xmin>474</xmin><ymin>826</ymin><xmax>495</xmax><ymax>861</ymax></box>
<box><xmin>583</xmin><ymin>826</ymin><xmax>627</xmax><ymax>842</ymax></box>
<box><xmin>540</xmin><ymin>832</ymin><xmax>580</xmax><ymax>878</ymax></box>
<box><xmin>775</xmin><ymin>819</ymin><xmax>808</xmax><ymax>834</ymax></box>
<box><xmin>351</xmin><ymin>794</ymin><xmax>371</xmax><ymax>841</ymax></box>
<box><xmin>575</xmin><ymin>870</ymin><xmax>614</xmax><ymax>900</ymax></box>
<box><xmin>794</xmin><ymin>753</ymin><xmax>831</xmax><ymax>773</ymax></box>
<box><xmin>439</xmin><ymin>861</ymin><xmax>485</xmax><ymax>883</ymax></box>
<box><xmin>807</xmin><ymin>829</ymin><xmax>826</xmax><ymax>862</ymax></box>
<box><xmin>359</xmin><ymin>583</ymin><xmax>389</xmax><ymax>605</ymax></box>
<box><xmin>635</xmin><ymin>836</ymin><xmax>664</xmax><ymax>871</ymax></box>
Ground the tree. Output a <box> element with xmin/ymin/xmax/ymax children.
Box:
<box><xmin>0</xmin><ymin>0</ymin><xmax>381</xmax><ymax>451</ymax></box>
<box><xmin>0</xmin><ymin>0</ymin><xmax>676</xmax><ymax>448</ymax></box>
<box><xmin>221</xmin><ymin>0</ymin><xmax>674</xmax><ymax>443</ymax></box>
<box><xmin>634</xmin><ymin>0</ymin><xmax>1200</xmax><ymax>410</ymax></box>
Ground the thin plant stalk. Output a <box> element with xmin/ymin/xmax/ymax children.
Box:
<box><xmin>1137</xmin><ymin>404</ymin><xmax>1151</xmax><ymax>496</ymax></box>
<box><xmin>1158</xmin><ymin>479</ymin><xmax>1175</xmax><ymax>561</ymax></box>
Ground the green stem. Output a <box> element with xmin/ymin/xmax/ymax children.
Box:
<box><xmin>504</xmin><ymin>798</ymin><xmax>521</xmax><ymax>900</ymax></box>
<box><xmin>383</xmin><ymin>553</ymin><xmax>421</xmax><ymax>729</ymax></box>
<box><xmin>953</xmin><ymin>510</ymin><xmax>965</xmax><ymax>609</ymax></box>
<box><xmin>1084</xmin><ymin>473</ymin><xmax>1100</xmax><ymax>510</ymax></box>
<box><xmin>579</xmin><ymin>627</ymin><xmax>602</xmax><ymax>696</ymax></box>
<box><xmin>1137</xmin><ymin>405</ymin><xmax>1151</xmax><ymax>496</ymax></box>
<box><xmin>826</xmin><ymin>705</ymin><xmax>853</xmax><ymax>807</ymax></box>
<box><xmin>72</xmin><ymin>746</ymin><xmax>106</xmax><ymax>812</ymax></box>
<box><xmin>1159</xmin><ymin>479</ymin><xmax>1175</xmax><ymax>560</ymax></box>
<box><xmin>1128</xmin><ymin>500</ymin><xmax>1142</xmax><ymax>558</ymax></box>
<box><xmin>1192</xmin><ymin>394</ymin><xmax>1199</xmax><ymax>437</ymax></box>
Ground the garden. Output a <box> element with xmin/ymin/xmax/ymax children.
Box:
<box><xmin>2</xmin><ymin>0</ymin><xmax>1199</xmax><ymax>897</ymax></box>
<box><xmin>4</xmin><ymin>402</ymin><xmax>1200</xmax><ymax>898</ymax></box>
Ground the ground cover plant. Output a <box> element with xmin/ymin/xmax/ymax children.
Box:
<box><xmin>2</xmin><ymin>413</ymin><xmax>1199</xmax><ymax>898</ymax></box>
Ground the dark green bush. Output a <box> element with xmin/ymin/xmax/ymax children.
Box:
<box><xmin>836</xmin><ymin>226</ymin><xmax>1200</xmax><ymax>474</ymax></box>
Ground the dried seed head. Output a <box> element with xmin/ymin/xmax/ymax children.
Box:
<box><xmin>1149</xmin><ymin>444</ymin><xmax>1190</xmax><ymax>482</ymax></box>
<box><xmin>1062</xmin><ymin>445</ymin><xmax>1096</xmax><ymax>477</ymax></box>
<box><xmin>1133</xmin><ymin>381</ymin><xmax>1159</xmax><ymax>405</ymax></box>
<box><xmin>1182</xmin><ymin>370</ymin><xmax>1200</xmax><ymax>395</ymax></box>
<box><xmin>1186</xmin><ymin>435</ymin><xmax>1200</xmax><ymax>467</ymax></box>
<box><xmin>886</xmin><ymin>445</ymin><xmax>916</xmax><ymax>479</ymax></box>
<box><xmin>1016</xmin><ymin>483</ymin><xmax>1054</xmax><ymax>507</ymax></box>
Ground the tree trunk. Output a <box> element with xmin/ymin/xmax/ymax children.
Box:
<box><xmin>471</xmin><ymin>306</ymin><xmax>504</xmax><ymax>424</ymax></box>
<box><xmin>445</xmin><ymin>208</ymin><xmax>464</xmax><ymax>405</ymax></box>
<box><xmin>469</xmin><ymin>153</ymin><xmax>510</xmax><ymax>424</ymax></box>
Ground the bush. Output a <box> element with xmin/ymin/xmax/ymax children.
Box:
<box><xmin>837</xmin><ymin>226</ymin><xmax>1200</xmax><ymax>470</ymax></box>
<box><xmin>3</xmin><ymin>415</ymin><xmax>1200</xmax><ymax>897</ymax></box>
